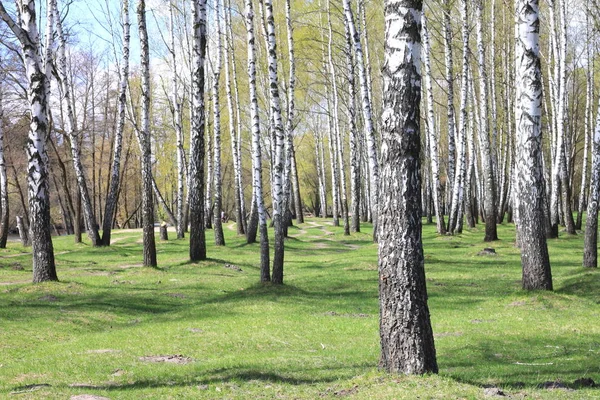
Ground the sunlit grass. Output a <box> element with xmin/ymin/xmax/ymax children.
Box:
<box><xmin>0</xmin><ymin>218</ymin><xmax>599</xmax><ymax>399</ymax></box>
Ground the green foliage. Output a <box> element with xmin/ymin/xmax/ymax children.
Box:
<box><xmin>0</xmin><ymin>221</ymin><xmax>599</xmax><ymax>398</ymax></box>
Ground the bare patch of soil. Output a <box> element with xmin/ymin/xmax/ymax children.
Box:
<box><xmin>70</xmin><ymin>395</ymin><xmax>111</xmax><ymax>400</ymax></box>
<box><xmin>38</xmin><ymin>294</ymin><xmax>58</xmax><ymax>302</ymax></box>
<box><xmin>10</xmin><ymin>383</ymin><xmax>51</xmax><ymax>394</ymax></box>
<box><xmin>166</xmin><ymin>293</ymin><xmax>186</xmax><ymax>298</ymax></box>
<box><xmin>139</xmin><ymin>354</ymin><xmax>193</xmax><ymax>364</ymax></box>
<box><xmin>224</xmin><ymin>264</ymin><xmax>243</xmax><ymax>272</ymax></box>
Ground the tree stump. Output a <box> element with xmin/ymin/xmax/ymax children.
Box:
<box><xmin>160</xmin><ymin>222</ymin><xmax>168</xmax><ymax>241</ymax></box>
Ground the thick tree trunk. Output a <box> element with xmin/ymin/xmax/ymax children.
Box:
<box><xmin>0</xmin><ymin>1</ymin><xmax>57</xmax><ymax>281</ymax></box>
<box><xmin>515</xmin><ymin>0</ymin><xmax>553</xmax><ymax>290</ymax></box>
<box><xmin>137</xmin><ymin>0</ymin><xmax>157</xmax><ymax>267</ymax></box>
<box><xmin>583</xmin><ymin>105</ymin><xmax>600</xmax><ymax>268</ymax></box>
<box><xmin>379</xmin><ymin>0</ymin><xmax>437</xmax><ymax>374</ymax></box>
<box><xmin>189</xmin><ymin>0</ymin><xmax>207</xmax><ymax>262</ymax></box>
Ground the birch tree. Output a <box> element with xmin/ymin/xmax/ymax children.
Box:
<box><xmin>0</xmin><ymin>77</ymin><xmax>8</xmax><ymax>248</ymax></box>
<box><xmin>170</xmin><ymin>0</ymin><xmax>185</xmax><ymax>239</ymax></box>
<box><xmin>0</xmin><ymin>0</ymin><xmax>57</xmax><ymax>282</ymax></box>
<box><xmin>137</xmin><ymin>0</ymin><xmax>157</xmax><ymax>267</ymax></box>
<box><xmin>102</xmin><ymin>0</ymin><xmax>131</xmax><ymax>246</ymax></box>
<box><xmin>343</xmin><ymin>0</ymin><xmax>379</xmax><ymax>240</ymax></box>
<box><xmin>379</xmin><ymin>0</ymin><xmax>437</xmax><ymax>375</ymax></box>
<box><xmin>189</xmin><ymin>0</ymin><xmax>207</xmax><ymax>262</ymax></box>
<box><xmin>422</xmin><ymin>10</ymin><xmax>445</xmax><ymax>235</ymax></box>
<box><xmin>264</xmin><ymin>0</ymin><xmax>286</xmax><ymax>284</ymax></box>
<box><xmin>53</xmin><ymin>0</ymin><xmax>102</xmax><ymax>246</ymax></box>
<box><xmin>475</xmin><ymin>0</ymin><xmax>498</xmax><ymax>241</ymax></box>
<box><xmin>584</xmin><ymin>103</ymin><xmax>600</xmax><ymax>268</ymax></box>
<box><xmin>515</xmin><ymin>0</ymin><xmax>553</xmax><ymax>289</ymax></box>
<box><xmin>211</xmin><ymin>0</ymin><xmax>225</xmax><ymax>246</ymax></box>
<box><xmin>246</xmin><ymin>0</ymin><xmax>270</xmax><ymax>280</ymax></box>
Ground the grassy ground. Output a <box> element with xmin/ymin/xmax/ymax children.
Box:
<box><xmin>0</xmin><ymin>218</ymin><xmax>599</xmax><ymax>399</ymax></box>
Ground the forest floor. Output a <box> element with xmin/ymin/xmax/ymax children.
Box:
<box><xmin>0</xmin><ymin>218</ymin><xmax>599</xmax><ymax>399</ymax></box>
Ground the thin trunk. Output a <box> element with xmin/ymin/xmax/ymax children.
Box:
<box><xmin>137</xmin><ymin>0</ymin><xmax>157</xmax><ymax>267</ymax></box>
<box><xmin>211</xmin><ymin>0</ymin><xmax>225</xmax><ymax>246</ymax></box>
<box><xmin>422</xmin><ymin>11</ymin><xmax>446</xmax><ymax>235</ymax></box>
<box><xmin>475</xmin><ymin>0</ymin><xmax>498</xmax><ymax>241</ymax></box>
<box><xmin>102</xmin><ymin>0</ymin><xmax>130</xmax><ymax>246</ymax></box>
<box><xmin>189</xmin><ymin>0</ymin><xmax>207</xmax><ymax>261</ymax></box>
<box><xmin>223</xmin><ymin>0</ymin><xmax>245</xmax><ymax>235</ymax></box>
<box><xmin>170</xmin><ymin>0</ymin><xmax>185</xmax><ymax>239</ymax></box>
<box><xmin>0</xmin><ymin>80</ymin><xmax>8</xmax><ymax>248</ymax></box>
<box><xmin>343</xmin><ymin>0</ymin><xmax>379</xmax><ymax>241</ymax></box>
<box><xmin>264</xmin><ymin>0</ymin><xmax>286</xmax><ymax>284</ymax></box>
<box><xmin>246</xmin><ymin>0</ymin><xmax>269</xmax><ymax>279</ymax></box>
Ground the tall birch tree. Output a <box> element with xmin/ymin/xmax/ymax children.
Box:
<box><xmin>53</xmin><ymin>0</ymin><xmax>102</xmax><ymax>247</ymax></box>
<box><xmin>136</xmin><ymin>0</ymin><xmax>157</xmax><ymax>267</ymax></box>
<box><xmin>245</xmin><ymin>0</ymin><xmax>270</xmax><ymax>280</ymax></box>
<box><xmin>0</xmin><ymin>77</ymin><xmax>8</xmax><ymax>248</ymax></box>
<box><xmin>515</xmin><ymin>0</ymin><xmax>553</xmax><ymax>290</ymax></box>
<box><xmin>189</xmin><ymin>0</ymin><xmax>207</xmax><ymax>262</ymax></box>
<box><xmin>102</xmin><ymin>0</ymin><xmax>131</xmax><ymax>246</ymax></box>
<box><xmin>264</xmin><ymin>0</ymin><xmax>286</xmax><ymax>284</ymax></box>
<box><xmin>379</xmin><ymin>0</ymin><xmax>437</xmax><ymax>375</ymax></box>
<box><xmin>0</xmin><ymin>0</ymin><xmax>57</xmax><ymax>282</ymax></box>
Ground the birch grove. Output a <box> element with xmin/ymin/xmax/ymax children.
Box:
<box><xmin>0</xmin><ymin>0</ymin><xmax>596</xmax><ymax>291</ymax></box>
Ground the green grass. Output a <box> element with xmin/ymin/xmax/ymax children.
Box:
<box><xmin>1</xmin><ymin>219</ymin><xmax>599</xmax><ymax>399</ymax></box>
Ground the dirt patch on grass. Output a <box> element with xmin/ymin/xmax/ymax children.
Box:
<box><xmin>38</xmin><ymin>294</ymin><xmax>59</xmax><ymax>302</ymax></box>
<box><xmin>139</xmin><ymin>354</ymin><xmax>193</xmax><ymax>364</ymax></box>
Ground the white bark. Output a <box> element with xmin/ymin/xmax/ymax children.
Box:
<box><xmin>102</xmin><ymin>0</ymin><xmax>130</xmax><ymax>246</ymax></box>
<box><xmin>189</xmin><ymin>0</ymin><xmax>208</xmax><ymax>262</ymax></box>
<box><xmin>264</xmin><ymin>0</ymin><xmax>286</xmax><ymax>284</ymax></box>
<box><xmin>53</xmin><ymin>0</ymin><xmax>101</xmax><ymax>246</ymax></box>
<box><xmin>343</xmin><ymin>0</ymin><xmax>379</xmax><ymax>240</ymax></box>
<box><xmin>515</xmin><ymin>0</ymin><xmax>552</xmax><ymax>289</ymax></box>
<box><xmin>422</xmin><ymin>11</ymin><xmax>445</xmax><ymax>235</ymax></box>
<box><xmin>0</xmin><ymin>0</ymin><xmax>57</xmax><ymax>281</ymax></box>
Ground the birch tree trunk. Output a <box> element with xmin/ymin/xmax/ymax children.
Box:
<box><xmin>285</xmin><ymin>0</ymin><xmax>303</xmax><ymax>225</ymax></box>
<box><xmin>53</xmin><ymin>0</ymin><xmax>101</xmax><ymax>247</ymax></box>
<box><xmin>223</xmin><ymin>0</ymin><xmax>245</xmax><ymax>235</ymax></box>
<box><xmin>0</xmin><ymin>0</ymin><xmax>57</xmax><ymax>282</ymax></box>
<box><xmin>264</xmin><ymin>0</ymin><xmax>286</xmax><ymax>284</ymax></box>
<box><xmin>136</xmin><ymin>0</ymin><xmax>157</xmax><ymax>267</ymax></box>
<box><xmin>344</xmin><ymin>15</ymin><xmax>360</xmax><ymax>233</ymax></box>
<box><xmin>443</xmin><ymin>0</ymin><xmax>456</xmax><ymax>214</ymax></box>
<box><xmin>325</xmin><ymin>2</ymin><xmax>340</xmax><ymax>227</ymax></box>
<box><xmin>584</xmin><ymin>97</ymin><xmax>600</xmax><ymax>268</ymax></box>
<box><xmin>515</xmin><ymin>0</ymin><xmax>553</xmax><ymax>290</ymax></box>
<box><xmin>211</xmin><ymin>0</ymin><xmax>225</xmax><ymax>246</ymax></box>
<box><xmin>246</xmin><ymin>0</ymin><xmax>270</xmax><ymax>280</ymax></box>
<box><xmin>379</xmin><ymin>0</ymin><xmax>437</xmax><ymax>374</ymax></box>
<box><xmin>577</xmin><ymin>16</ymin><xmax>593</xmax><ymax>231</ymax></box>
<box><xmin>189</xmin><ymin>0</ymin><xmax>207</xmax><ymax>262</ymax></box>
<box><xmin>343</xmin><ymin>0</ymin><xmax>379</xmax><ymax>241</ymax></box>
<box><xmin>422</xmin><ymin>11</ymin><xmax>446</xmax><ymax>235</ymax></box>
<box><xmin>475</xmin><ymin>0</ymin><xmax>498</xmax><ymax>241</ymax></box>
<box><xmin>448</xmin><ymin>0</ymin><xmax>469</xmax><ymax>235</ymax></box>
<box><xmin>315</xmin><ymin>128</ymin><xmax>327</xmax><ymax>219</ymax></box>
<box><xmin>0</xmin><ymin>79</ymin><xmax>8</xmax><ymax>248</ymax></box>
<box><xmin>170</xmin><ymin>0</ymin><xmax>185</xmax><ymax>239</ymax></box>
<box><xmin>102</xmin><ymin>0</ymin><xmax>130</xmax><ymax>246</ymax></box>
